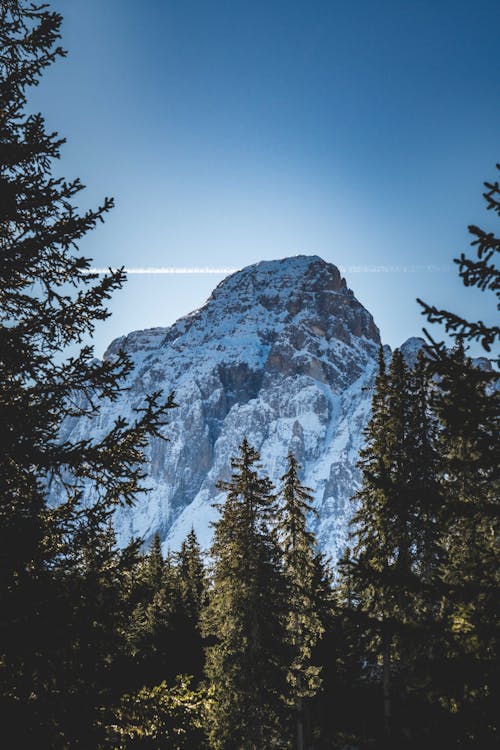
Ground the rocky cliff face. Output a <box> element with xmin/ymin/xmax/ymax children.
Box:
<box><xmin>62</xmin><ymin>256</ymin><xmax>393</xmax><ymax>559</ymax></box>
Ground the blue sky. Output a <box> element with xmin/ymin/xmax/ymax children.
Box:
<box><xmin>32</xmin><ymin>0</ymin><xmax>499</xmax><ymax>356</ymax></box>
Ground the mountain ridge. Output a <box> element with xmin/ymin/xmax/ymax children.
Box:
<box><xmin>60</xmin><ymin>255</ymin><xmax>420</xmax><ymax>559</ymax></box>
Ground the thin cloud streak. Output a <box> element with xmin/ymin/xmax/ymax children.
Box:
<box><xmin>88</xmin><ymin>267</ymin><xmax>239</xmax><ymax>274</ymax></box>
<box><xmin>88</xmin><ymin>264</ymin><xmax>453</xmax><ymax>275</ymax></box>
<box><xmin>341</xmin><ymin>264</ymin><xmax>453</xmax><ymax>273</ymax></box>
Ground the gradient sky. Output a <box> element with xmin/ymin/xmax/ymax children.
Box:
<box><xmin>31</xmin><ymin>0</ymin><xmax>499</xmax><ymax>356</ymax></box>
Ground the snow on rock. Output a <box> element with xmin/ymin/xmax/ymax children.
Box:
<box><xmin>60</xmin><ymin>255</ymin><xmax>412</xmax><ymax>560</ymax></box>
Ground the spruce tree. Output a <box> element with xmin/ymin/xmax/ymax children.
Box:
<box><xmin>203</xmin><ymin>439</ymin><xmax>287</xmax><ymax>750</ymax></box>
<box><xmin>350</xmin><ymin>349</ymin><xmax>408</xmax><ymax>744</ymax></box>
<box><xmin>418</xmin><ymin>164</ymin><xmax>500</xmax><ymax>356</ymax></box>
<box><xmin>418</xmin><ymin>166</ymin><xmax>499</xmax><ymax>746</ymax></box>
<box><xmin>126</xmin><ymin>538</ymin><xmax>188</xmax><ymax>689</ymax></box>
<box><xmin>404</xmin><ymin>351</ymin><xmax>441</xmax><ymax>584</ymax></box>
<box><xmin>276</xmin><ymin>453</ymin><xmax>323</xmax><ymax>750</ymax></box>
<box><xmin>0</xmin><ymin>2</ymin><xmax>173</xmax><ymax>744</ymax></box>
<box><xmin>348</xmin><ymin>348</ymin><xmax>441</xmax><ymax>745</ymax></box>
<box><xmin>178</xmin><ymin>528</ymin><xmax>206</xmax><ymax>626</ymax></box>
<box><xmin>177</xmin><ymin>529</ymin><xmax>206</xmax><ymax>682</ymax></box>
<box><xmin>57</xmin><ymin>521</ymin><xmax>141</xmax><ymax>748</ymax></box>
<box><xmin>427</xmin><ymin>343</ymin><xmax>499</xmax><ymax>745</ymax></box>
<box><xmin>109</xmin><ymin>676</ymin><xmax>211</xmax><ymax>750</ymax></box>
<box><xmin>307</xmin><ymin>550</ymin><xmax>338</xmax><ymax>745</ymax></box>
<box><xmin>332</xmin><ymin>547</ymin><xmax>374</xmax><ymax>744</ymax></box>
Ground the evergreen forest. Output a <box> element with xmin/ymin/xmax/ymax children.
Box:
<box><xmin>0</xmin><ymin>3</ymin><xmax>498</xmax><ymax>748</ymax></box>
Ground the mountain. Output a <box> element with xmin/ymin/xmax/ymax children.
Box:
<box><xmin>61</xmin><ymin>255</ymin><xmax>410</xmax><ymax>560</ymax></box>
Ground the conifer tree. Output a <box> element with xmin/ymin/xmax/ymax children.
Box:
<box><xmin>145</xmin><ymin>533</ymin><xmax>166</xmax><ymax>590</ymax></box>
<box><xmin>350</xmin><ymin>349</ymin><xmax>407</xmax><ymax>743</ymax></box>
<box><xmin>0</xmin><ymin>2</ymin><xmax>173</xmax><ymax>744</ymax></box>
<box><xmin>418</xmin><ymin>166</ymin><xmax>499</xmax><ymax>745</ymax></box>
<box><xmin>177</xmin><ymin>529</ymin><xmax>206</xmax><ymax>682</ymax></box>
<box><xmin>203</xmin><ymin>439</ymin><xmax>287</xmax><ymax>750</ymax></box>
<box><xmin>348</xmin><ymin>348</ymin><xmax>441</xmax><ymax>745</ymax></box>
<box><xmin>58</xmin><ymin>520</ymin><xmax>140</xmax><ymax>748</ymax></box>
<box><xmin>404</xmin><ymin>351</ymin><xmax>441</xmax><ymax>583</ymax></box>
<box><xmin>178</xmin><ymin>528</ymin><xmax>206</xmax><ymax>626</ymax></box>
<box><xmin>418</xmin><ymin>165</ymin><xmax>500</xmax><ymax>356</ymax></box>
<box><xmin>126</xmin><ymin>538</ymin><xmax>188</xmax><ymax>689</ymax></box>
<box><xmin>109</xmin><ymin>676</ymin><xmax>211</xmax><ymax>750</ymax></box>
<box><xmin>332</xmin><ymin>547</ymin><xmax>374</xmax><ymax>744</ymax></box>
<box><xmin>426</xmin><ymin>343</ymin><xmax>499</xmax><ymax>745</ymax></box>
<box><xmin>310</xmin><ymin>550</ymin><xmax>338</xmax><ymax>729</ymax></box>
<box><xmin>276</xmin><ymin>453</ymin><xmax>323</xmax><ymax>750</ymax></box>
<box><xmin>124</xmin><ymin>532</ymin><xmax>206</xmax><ymax>691</ymax></box>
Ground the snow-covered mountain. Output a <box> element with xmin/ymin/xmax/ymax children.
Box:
<box><xmin>62</xmin><ymin>255</ymin><xmax>415</xmax><ymax>560</ymax></box>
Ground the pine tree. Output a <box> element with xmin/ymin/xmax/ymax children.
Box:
<box><xmin>426</xmin><ymin>343</ymin><xmax>499</xmax><ymax>745</ymax></box>
<box><xmin>126</xmin><ymin>538</ymin><xmax>187</xmax><ymax>689</ymax></box>
<box><xmin>304</xmin><ymin>550</ymin><xmax>338</xmax><ymax>747</ymax></box>
<box><xmin>418</xmin><ymin>166</ymin><xmax>499</xmax><ymax>746</ymax></box>
<box><xmin>178</xmin><ymin>528</ymin><xmax>206</xmax><ymax>626</ymax></box>
<box><xmin>276</xmin><ymin>453</ymin><xmax>323</xmax><ymax>750</ymax></box>
<box><xmin>347</xmin><ymin>347</ymin><xmax>390</xmax><ymax>739</ymax></box>
<box><xmin>332</xmin><ymin>547</ymin><xmax>374</xmax><ymax>745</ymax></box>
<box><xmin>56</xmin><ymin>520</ymin><xmax>141</xmax><ymax>748</ymax></box>
<box><xmin>418</xmin><ymin>165</ymin><xmax>500</xmax><ymax>356</ymax></box>
<box><xmin>177</xmin><ymin>529</ymin><xmax>206</xmax><ymax>682</ymax></box>
<box><xmin>203</xmin><ymin>439</ymin><xmax>288</xmax><ymax>750</ymax></box>
<box><xmin>109</xmin><ymin>676</ymin><xmax>211</xmax><ymax>750</ymax></box>
<box><xmin>351</xmin><ymin>349</ymin><xmax>408</xmax><ymax>744</ymax></box>
<box><xmin>348</xmin><ymin>348</ymin><xmax>442</xmax><ymax>746</ymax></box>
<box><xmin>145</xmin><ymin>533</ymin><xmax>166</xmax><ymax>590</ymax></box>
<box><xmin>0</xmin><ymin>2</ymin><xmax>173</xmax><ymax>744</ymax></box>
<box><xmin>404</xmin><ymin>351</ymin><xmax>441</xmax><ymax>584</ymax></box>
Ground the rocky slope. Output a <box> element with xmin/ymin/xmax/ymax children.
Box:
<box><xmin>62</xmin><ymin>255</ymin><xmax>408</xmax><ymax>560</ymax></box>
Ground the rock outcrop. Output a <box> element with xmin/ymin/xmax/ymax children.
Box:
<box><xmin>61</xmin><ymin>256</ymin><xmax>397</xmax><ymax>559</ymax></box>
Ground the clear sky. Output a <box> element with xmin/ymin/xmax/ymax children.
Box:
<box><xmin>31</xmin><ymin>0</ymin><xmax>499</xmax><ymax>356</ymax></box>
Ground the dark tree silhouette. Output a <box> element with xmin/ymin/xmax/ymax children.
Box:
<box><xmin>418</xmin><ymin>165</ymin><xmax>500</xmax><ymax>357</ymax></box>
<box><xmin>0</xmin><ymin>2</ymin><xmax>174</xmax><ymax>745</ymax></box>
<box><xmin>203</xmin><ymin>440</ymin><xmax>287</xmax><ymax>750</ymax></box>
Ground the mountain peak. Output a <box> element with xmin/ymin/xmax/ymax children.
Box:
<box><xmin>83</xmin><ymin>255</ymin><xmax>384</xmax><ymax>558</ymax></box>
<box><xmin>211</xmin><ymin>254</ymin><xmax>347</xmax><ymax>301</ymax></box>
<box><xmin>176</xmin><ymin>254</ymin><xmax>380</xmax><ymax>351</ymax></box>
<box><xmin>105</xmin><ymin>255</ymin><xmax>379</xmax><ymax>365</ymax></box>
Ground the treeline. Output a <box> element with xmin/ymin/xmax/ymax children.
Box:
<box><xmin>105</xmin><ymin>339</ymin><xmax>497</xmax><ymax>750</ymax></box>
<box><xmin>2</xmin><ymin>340</ymin><xmax>498</xmax><ymax>748</ymax></box>
<box><xmin>0</xmin><ymin>2</ymin><xmax>498</xmax><ymax>748</ymax></box>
